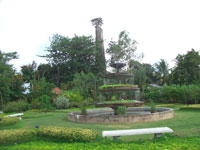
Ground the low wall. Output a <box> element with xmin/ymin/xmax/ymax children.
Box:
<box><xmin>67</xmin><ymin>107</ymin><xmax>174</xmax><ymax>123</ymax></box>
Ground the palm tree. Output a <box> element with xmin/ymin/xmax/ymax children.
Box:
<box><xmin>154</xmin><ymin>59</ymin><xmax>169</xmax><ymax>85</ymax></box>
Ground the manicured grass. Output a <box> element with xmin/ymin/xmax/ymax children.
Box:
<box><xmin>1</xmin><ymin>136</ymin><xmax>200</xmax><ymax>150</ymax></box>
<box><xmin>0</xmin><ymin>103</ymin><xmax>200</xmax><ymax>149</ymax></box>
<box><xmin>101</xmin><ymin>100</ymin><xmax>136</xmax><ymax>104</ymax></box>
<box><xmin>0</xmin><ymin>104</ymin><xmax>200</xmax><ymax>139</ymax></box>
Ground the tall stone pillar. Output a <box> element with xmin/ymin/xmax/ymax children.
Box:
<box><xmin>91</xmin><ymin>18</ymin><xmax>106</xmax><ymax>74</ymax></box>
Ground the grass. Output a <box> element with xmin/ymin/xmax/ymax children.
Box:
<box><xmin>0</xmin><ymin>103</ymin><xmax>200</xmax><ymax>148</ymax></box>
<box><xmin>101</xmin><ymin>100</ymin><xmax>136</xmax><ymax>104</ymax></box>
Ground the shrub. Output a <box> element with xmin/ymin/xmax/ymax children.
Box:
<box><xmin>0</xmin><ymin>129</ymin><xmax>37</xmax><ymax>145</ymax></box>
<box><xmin>53</xmin><ymin>96</ymin><xmax>69</xmax><ymax>109</ymax></box>
<box><xmin>39</xmin><ymin>95</ymin><xmax>55</xmax><ymax>110</ymax></box>
<box><xmin>0</xmin><ymin>117</ymin><xmax>19</xmax><ymax>127</ymax></box>
<box><xmin>0</xmin><ymin>127</ymin><xmax>98</xmax><ymax>145</ymax></box>
<box><xmin>115</xmin><ymin>106</ymin><xmax>126</xmax><ymax>115</ymax></box>
<box><xmin>148</xmin><ymin>100</ymin><xmax>157</xmax><ymax>113</ymax></box>
<box><xmin>31</xmin><ymin>98</ymin><xmax>41</xmax><ymax>109</ymax></box>
<box><xmin>37</xmin><ymin>127</ymin><xmax>98</xmax><ymax>142</ymax></box>
<box><xmin>3</xmin><ymin>100</ymin><xmax>30</xmax><ymax>113</ymax></box>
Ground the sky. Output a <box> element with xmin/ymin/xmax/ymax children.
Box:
<box><xmin>0</xmin><ymin>0</ymin><xmax>200</xmax><ymax>71</ymax></box>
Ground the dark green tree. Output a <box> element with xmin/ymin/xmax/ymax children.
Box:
<box><xmin>0</xmin><ymin>51</ymin><xmax>24</xmax><ymax>109</ymax></box>
<box><xmin>170</xmin><ymin>49</ymin><xmax>200</xmax><ymax>85</ymax></box>
<box><xmin>44</xmin><ymin>34</ymin><xmax>96</xmax><ymax>86</ymax></box>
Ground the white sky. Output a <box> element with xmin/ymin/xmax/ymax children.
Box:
<box><xmin>1</xmin><ymin>0</ymin><xmax>200</xmax><ymax>71</ymax></box>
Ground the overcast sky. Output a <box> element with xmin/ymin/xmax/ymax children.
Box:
<box><xmin>0</xmin><ymin>0</ymin><xmax>200</xmax><ymax>71</ymax></box>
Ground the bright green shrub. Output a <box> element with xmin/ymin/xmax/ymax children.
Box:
<box><xmin>53</xmin><ymin>96</ymin><xmax>69</xmax><ymax>109</ymax></box>
<box><xmin>37</xmin><ymin>126</ymin><xmax>98</xmax><ymax>142</ymax></box>
<box><xmin>0</xmin><ymin>117</ymin><xmax>19</xmax><ymax>126</ymax></box>
<box><xmin>115</xmin><ymin>106</ymin><xmax>126</xmax><ymax>115</ymax></box>
<box><xmin>3</xmin><ymin>100</ymin><xmax>30</xmax><ymax>113</ymax></box>
<box><xmin>0</xmin><ymin>129</ymin><xmax>37</xmax><ymax>145</ymax></box>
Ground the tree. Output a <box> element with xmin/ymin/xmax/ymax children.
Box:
<box><xmin>0</xmin><ymin>51</ymin><xmax>24</xmax><ymax>109</ymax></box>
<box><xmin>44</xmin><ymin>34</ymin><xmax>96</xmax><ymax>86</ymax></box>
<box><xmin>154</xmin><ymin>59</ymin><xmax>169</xmax><ymax>85</ymax></box>
<box><xmin>170</xmin><ymin>49</ymin><xmax>200</xmax><ymax>85</ymax></box>
<box><xmin>106</xmin><ymin>30</ymin><xmax>137</xmax><ymax>64</ymax></box>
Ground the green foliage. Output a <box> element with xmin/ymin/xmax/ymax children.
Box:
<box><xmin>44</xmin><ymin>34</ymin><xmax>96</xmax><ymax>85</ymax></box>
<box><xmin>154</xmin><ymin>59</ymin><xmax>169</xmax><ymax>85</ymax></box>
<box><xmin>53</xmin><ymin>96</ymin><xmax>69</xmax><ymax>109</ymax></box>
<box><xmin>0</xmin><ymin>127</ymin><xmax>97</xmax><ymax>145</ymax></box>
<box><xmin>115</xmin><ymin>106</ymin><xmax>126</xmax><ymax>115</ymax></box>
<box><xmin>29</xmin><ymin>78</ymin><xmax>56</xmax><ymax>100</ymax></box>
<box><xmin>106</xmin><ymin>30</ymin><xmax>137</xmax><ymax>64</ymax></box>
<box><xmin>0</xmin><ymin>117</ymin><xmax>19</xmax><ymax>127</ymax></box>
<box><xmin>0</xmin><ymin>51</ymin><xmax>23</xmax><ymax>109</ymax></box>
<box><xmin>144</xmin><ymin>84</ymin><xmax>200</xmax><ymax>104</ymax></box>
<box><xmin>37</xmin><ymin>127</ymin><xmax>98</xmax><ymax>142</ymax></box>
<box><xmin>170</xmin><ymin>49</ymin><xmax>200</xmax><ymax>85</ymax></box>
<box><xmin>1</xmin><ymin>136</ymin><xmax>200</xmax><ymax>150</ymax></box>
<box><xmin>31</xmin><ymin>98</ymin><xmax>41</xmax><ymax>109</ymax></box>
<box><xmin>3</xmin><ymin>100</ymin><xmax>30</xmax><ymax>113</ymax></box>
<box><xmin>148</xmin><ymin>100</ymin><xmax>157</xmax><ymax>113</ymax></box>
<box><xmin>64</xmin><ymin>90</ymin><xmax>84</xmax><ymax>104</ymax></box>
<box><xmin>39</xmin><ymin>95</ymin><xmax>54</xmax><ymax>110</ymax></box>
<box><xmin>0</xmin><ymin>129</ymin><xmax>37</xmax><ymax>145</ymax></box>
<box><xmin>99</xmin><ymin>84</ymin><xmax>137</xmax><ymax>90</ymax></box>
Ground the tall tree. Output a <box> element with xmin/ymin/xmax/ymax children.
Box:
<box><xmin>106</xmin><ymin>30</ymin><xmax>137</xmax><ymax>65</ymax></box>
<box><xmin>44</xmin><ymin>34</ymin><xmax>96</xmax><ymax>86</ymax></box>
<box><xmin>170</xmin><ymin>49</ymin><xmax>200</xmax><ymax>85</ymax></box>
<box><xmin>0</xmin><ymin>51</ymin><xmax>24</xmax><ymax>108</ymax></box>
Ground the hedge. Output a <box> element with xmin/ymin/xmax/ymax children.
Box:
<box><xmin>0</xmin><ymin>127</ymin><xmax>98</xmax><ymax>145</ymax></box>
<box><xmin>0</xmin><ymin>117</ymin><xmax>19</xmax><ymax>127</ymax></box>
<box><xmin>144</xmin><ymin>84</ymin><xmax>200</xmax><ymax>104</ymax></box>
<box><xmin>37</xmin><ymin>127</ymin><xmax>98</xmax><ymax>142</ymax></box>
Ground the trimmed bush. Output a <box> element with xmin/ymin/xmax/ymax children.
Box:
<box><xmin>37</xmin><ymin>127</ymin><xmax>98</xmax><ymax>142</ymax></box>
<box><xmin>0</xmin><ymin>127</ymin><xmax>98</xmax><ymax>145</ymax></box>
<box><xmin>0</xmin><ymin>117</ymin><xmax>19</xmax><ymax>126</ymax></box>
<box><xmin>0</xmin><ymin>129</ymin><xmax>37</xmax><ymax>145</ymax></box>
<box><xmin>54</xmin><ymin>96</ymin><xmax>69</xmax><ymax>109</ymax></box>
<box><xmin>3</xmin><ymin>100</ymin><xmax>30</xmax><ymax>113</ymax></box>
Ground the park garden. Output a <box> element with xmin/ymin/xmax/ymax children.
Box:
<box><xmin>0</xmin><ymin>18</ymin><xmax>200</xmax><ymax>149</ymax></box>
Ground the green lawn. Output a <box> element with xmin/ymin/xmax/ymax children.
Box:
<box><xmin>0</xmin><ymin>104</ymin><xmax>200</xmax><ymax>149</ymax></box>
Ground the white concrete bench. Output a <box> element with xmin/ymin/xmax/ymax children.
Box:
<box><xmin>102</xmin><ymin>127</ymin><xmax>173</xmax><ymax>139</ymax></box>
<box><xmin>5</xmin><ymin>113</ymin><xmax>24</xmax><ymax>120</ymax></box>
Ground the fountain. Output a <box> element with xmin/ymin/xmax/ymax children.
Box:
<box><xmin>68</xmin><ymin>62</ymin><xmax>174</xmax><ymax>123</ymax></box>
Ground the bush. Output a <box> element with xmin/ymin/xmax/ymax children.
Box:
<box><xmin>31</xmin><ymin>98</ymin><xmax>41</xmax><ymax>109</ymax></box>
<box><xmin>148</xmin><ymin>100</ymin><xmax>157</xmax><ymax>113</ymax></box>
<box><xmin>53</xmin><ymin>96</ymin><xmax>69</xmax><ymax>109</ymax></box>
<box><xmin>0</xmin><ymin>127</ymin><xmax>98</xmax><ymax>145</ymax></box>
<box><xmin>115</xmin><ymin>106</ymin><xmax>126</xmax><ymax>115</ymax></box>
<box><xmin>0</xmin><ymin>129</ymin><xmax>37</xmax><ymax>145</ymax></box>
<box><xmin>37</xmin><ymin>127</ymin><xmax>98</xmax><ymax>142</ymax></box>
<box><xmin>3</xmin><ymin>100</ymin><xmax>30</xmax><ymax>113</ymax></box>
<box><xmin>144</xmin><ymin>84</ymin><xmax>200</xmax><ymax>104</ymax></box>
<box><xmin>0</xmin><ymin>117</ymin><xmax>19</xmax><ymax>127</ymax></box>
<box><xmin>39</xmin><ymin>95</ymin><xmax>55</xmax><ymax>110</ymax></box>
